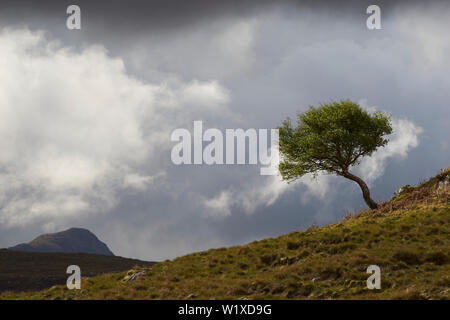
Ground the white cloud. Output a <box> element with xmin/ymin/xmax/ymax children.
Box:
<box><xmin>0</xmin><ymin>28</ymin><xmax>231</xmax><ymax>228</ymax></box>
<box><xmin>355</xmin><ymin>100</ymin><xmax>424</xmax><ymax>183</ymax></box>
<box><xmin>203</xmin><ymin>190</ymin><xmax>233</xmax><ymax>218</ymax></box>
<box><xmin>123</xmin><ymin>172</ymin><xmax>166</xmax><ymax>191</ymax></box>
<box><xmin>201</xmin><ymin>171</ymin><xmax>337</xmax><ymax>218</ymax></box>
<box><xmin>356</xmin><ymin>119</ymin><xmax>423</xmax><ymax>183</ymax></box>
<box><xmin>200</xmin><ymin>137</ymin><xmax>335</xmax><ymax>219</ymax></box>
<box><xmin>200</xmin><ymin>142</ymin><xmax>293</xmax><ymax>218</ymax></box>
<box><xmin>201</xmin><ymin>174</ymin><xmax>290</xmax><ymax>218</ymax></box>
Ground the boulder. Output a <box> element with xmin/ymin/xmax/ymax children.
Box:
<box><xmin>436</xmin><ymin>175</ymin><xmax>450</xmax><ymax>194</ymax></box>
<box><xmin>394</xmin><ymin>185</ymin><xmax>412</xmax><ymax>197</ymax></box>
<box><xmin>122</xmin><ymin>269</ymin><xmax>147</xmax><ymax>282</ymax></box>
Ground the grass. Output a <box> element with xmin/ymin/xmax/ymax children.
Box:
<box><xmin>1</xmin><ymin>168</ymin><xmax>449</xmax><ymax>300</ymax></box>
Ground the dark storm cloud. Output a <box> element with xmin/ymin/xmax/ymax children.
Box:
<box><xmin>0</xmin><ymin>0</ymin><xmax>439</xmax><ymax>34</ymax></box>
<box><xmin>0</xmin><ymin>0</ymin><xmax>270</xmax><ymax>33</ymax></box>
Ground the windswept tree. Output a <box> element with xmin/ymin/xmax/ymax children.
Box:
<box><xmin>278</xmin><ymin>100</ymin><xmax>392</xmax><ymax>209</ymax></box>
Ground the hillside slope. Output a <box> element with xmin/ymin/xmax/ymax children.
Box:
<box><xmin>2</xmin><ymin>169</ymin><xmax>449</xmax><ymax>300</ymax></box>
<box><xmin>9</xmin><ymin>228</ymin><xmax>114</xmax><ymax>256</ymax></box>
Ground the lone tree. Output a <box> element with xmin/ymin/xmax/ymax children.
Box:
<box><xmin>278</xmin><ymin>100</ymin><xmax>392</xmax><ymax>209</ymax></box>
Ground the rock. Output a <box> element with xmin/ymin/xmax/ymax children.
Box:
<box><xmin>436</xmin><ymin>175</ymin><xmax>450</xmax><ymax>194</ymax></box>
<box><xmin>123</xmin><ymin>269</ymin><xmax>147</xmax><ymax>282</ymax></box>
<box><xmin>394</xmin><ymin>185</ymin><xmax>412</xmax><ymax>197</ymax></box>
<box><xmin>276</xmin><ymin>256</ymin><xmax>297</xmax><ymax>266</ymax></box>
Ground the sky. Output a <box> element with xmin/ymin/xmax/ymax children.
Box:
<box><xmin>0</xmin><ymin>0</ymin><xmax>448</xmax><ymax>260</ymax></box>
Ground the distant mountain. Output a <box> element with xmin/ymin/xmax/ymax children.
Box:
<box><xmin>9</xmin><ymin>228</ymin><xmax>114</xmax><ymax>256</ymax></box>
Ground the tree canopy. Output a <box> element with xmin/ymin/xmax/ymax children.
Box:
<box><xmin>278</xmin><ymin>99</ymin><xmax>392</xmax><ymax>209</ymax></box>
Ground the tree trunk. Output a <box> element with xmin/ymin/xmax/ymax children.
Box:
<box><xmin>341</xmin><ymin>171</ymin><xmax>378</xmax><ymax>209</ymax></box>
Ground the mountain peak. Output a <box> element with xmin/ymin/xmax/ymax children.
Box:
<box><xmin>9</xmin><ymin>228</ymin><xmax>114</xmax><ymax>256</ymax></box>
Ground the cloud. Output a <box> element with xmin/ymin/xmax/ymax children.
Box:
<box><xmin>356</xmin><ymin>118</ymin><xmax>423</xmax><ymax>183</ymax></box>
<box><xmin>201</xmin><ymin>174</ymin><xmax>292</xmax><ymax>218</ymax></box>
<box><xmin>200</xmin><ymin>142</ymin><xmax>294</xmax><ymax>218</ymax></box>
<box><xmin>124</xmin><ymin>17</ymin><xmax>258</xmax><ymax>81</ymax></box>
<box><xmin>0</xmin><ymin>28</ymin><xmax>231</xmax><ymax>228</ymax></box>
<box><xmin>396</xmin><ymin>5</ymin><xmax>450</xmax><ymax>67</ymax></box>
<box><xmin>200</xmin><ymin>141</ymin><xmax>334</xmax><ymax>218</ymax></box>
<box><xmin>123</xmin><ymin>172</ymin><xmax>166</xmax><ymax>191</ymax></box>
<box><xmin>202</xmin><ymin>190</ymin><xmax>233</xmax><ymax>217</ymax></box>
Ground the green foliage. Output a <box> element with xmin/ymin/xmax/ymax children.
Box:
<box><xmin>278</xmin><ymin>99</ymin><xmax>392</xmax><ymax>180</ymax></box>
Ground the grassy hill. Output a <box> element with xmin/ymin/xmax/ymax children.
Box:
<box><xmin>0</xmin><ymin>250</ymin><xmax>155</xmax><ymax>293</ymax></box>
<box><xmin>1</xmin><ymin>169</ymin><xmax>449</xmax><ymax>300</ymax></box>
